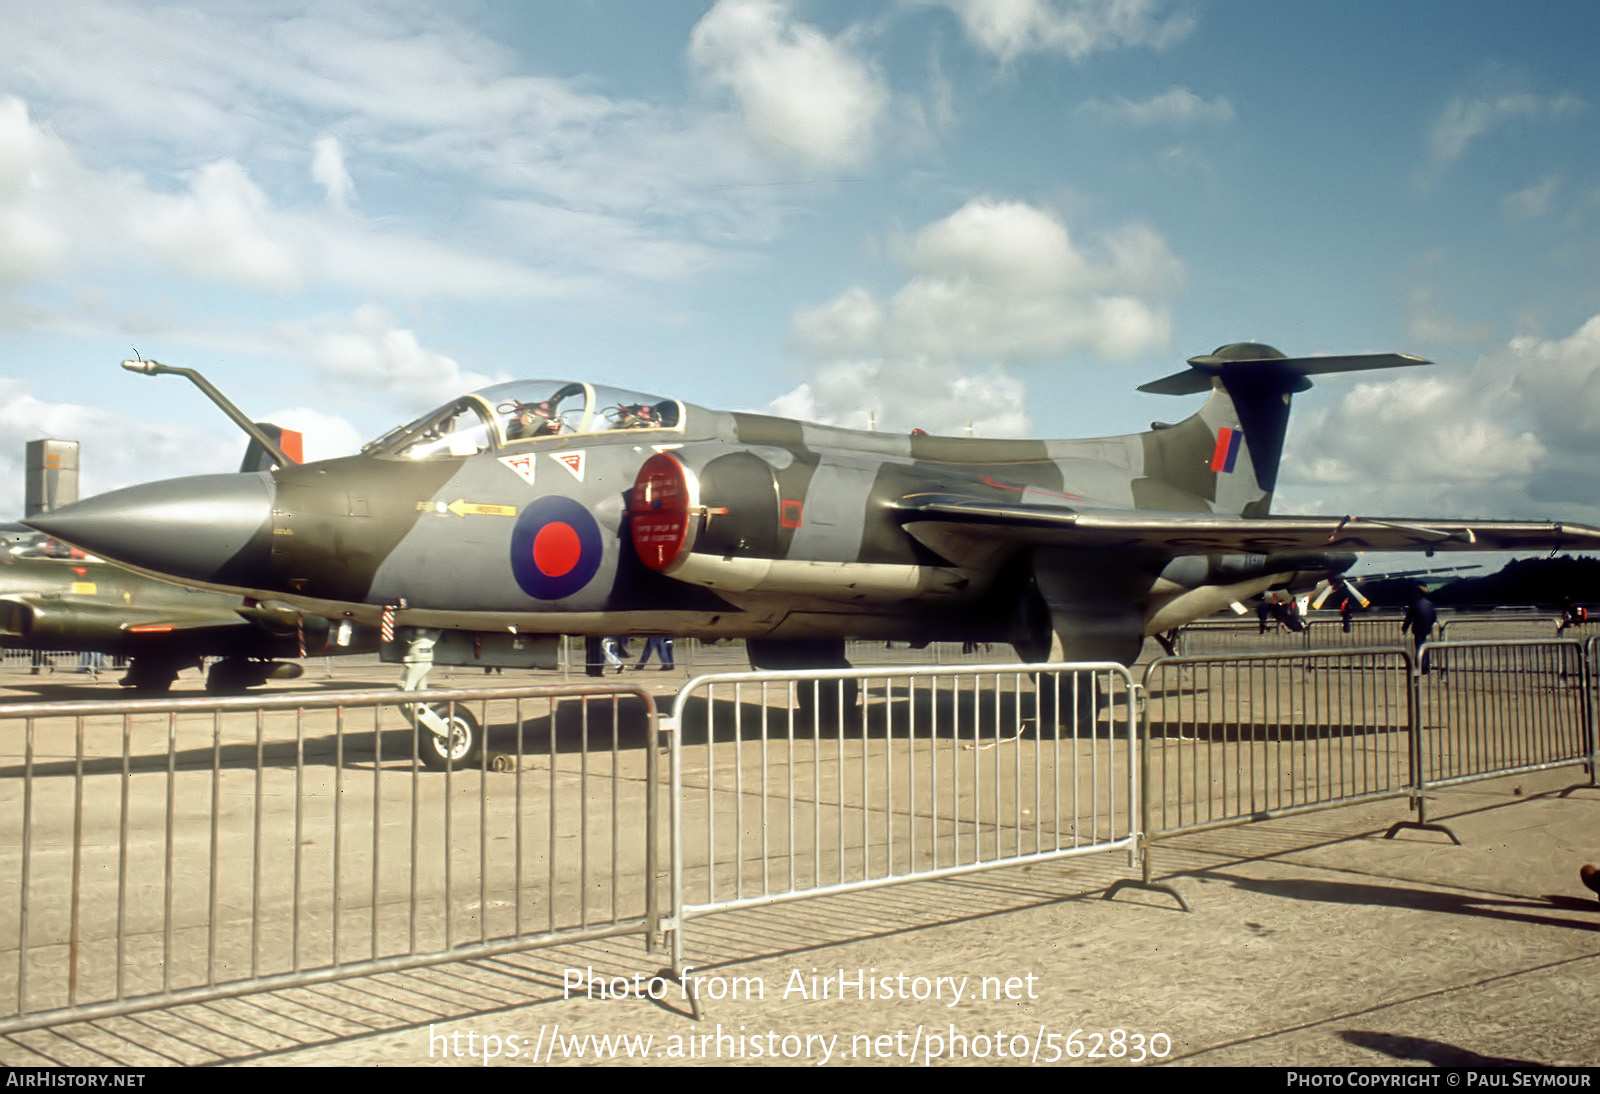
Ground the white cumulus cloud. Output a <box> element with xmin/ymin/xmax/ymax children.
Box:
<box><xmin>921</xmin><ymin>0</ymin><xmax>1195</xmax><ymax>63</ymax></box>
<box><xmin>0</xmin><ymin>98</ymin><xmax>73</xmax><ymax>287</ymax></box>
<box><xmin>1501</xmin><ymin>174</ymin><xmax>1563</xmax><ymax>222</ymax></box>
<box><xmin>311</xmin><ymin>135</ymin><xmax>356</xmax><ymax>213</ymax></box>
<box><xmin>773</xmin><ymin>199</ymin><xmax>1182</xmax><ymax>434</ymax></box>
<box><xmin>274</xmin><ymin>305</ymin><xmax>503</xmax><ymax>411</ymax></box>
<box><xmin>1280</xmin><ymin>316</ymin><xmax>1600</xmax><ymax>524</ymax></box>
<box><xmin>1424</xmin><ymin>88</ymin><xmax>1586</xmax><ymax>183</ymax></box>
<box><xmin>690</xmin><ymin>0</ymin><xmax>888</xmax><ymax>168</ymax></box>
<box><xmin>132</xmin><ymin>159</ymin><xmax>303</xmax><ymax>293</ymax></box>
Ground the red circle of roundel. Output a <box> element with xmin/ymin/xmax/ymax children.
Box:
<box><xmin>532</xmin><ymin>522</ymin><xmax>581</xmax><ymax>578</ymax></box>
<box><xmin>510</xmin><ymin>496</ymin><xmax>603</xmax><ymax>599</ymax></box>
<box><xmin>630</xmin><ymin>452</ymin><xmax>692</xmax><ymax>571</ymax></box>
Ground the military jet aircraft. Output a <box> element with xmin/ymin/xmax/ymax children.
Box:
<box><xmin>1</xmin><ymin>529</ymin><xmax>372</xmax><ymax>691</ymax></box>
<box><xmin>26</xmin><ymin>344</ymin><xmax>1600</xmax><ymax>763</ymax></box>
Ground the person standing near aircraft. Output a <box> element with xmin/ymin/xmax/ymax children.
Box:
<box><xmin>1403</xmin><ymin>585</ymin><xmax>1437</xmax><ymax>674</ymax></box>
<box><xmin>1558</xmin><ymin>595</ymin><xmax>1588</xmax><ymax>634</ymax></box>
<box><xmin>601</xmin><ymin>636</ymin><xmax>633</xmax><ymax>672</ymax></box>
<box><xmin>1333</xmin><ymin>579</ymin><xmax>1358</xmax><ymax>633</ymax></box>
<box><xmin>634</xmin><ymin>636</ymin><xmax>674</xmax><ymax>671</ymax></box>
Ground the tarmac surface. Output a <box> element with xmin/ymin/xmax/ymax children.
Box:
<box><xmin>0</xmin><ymin>649</ymin><xmax>1597</xmax><ymax>1069</ymax></box>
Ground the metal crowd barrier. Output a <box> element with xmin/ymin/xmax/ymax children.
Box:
<box><xmin>1592</xmin><ymin>636</ymin><xmax>1600</xmax><ymax>776</ymax></box>
<box><xmin>1410</xmin><ymin>639</ymin><xmax>1593</xmax><ymax>824</ymax></box>
<box><xmin>1437</xmin><ymin>614</ymin><xmax>1560</xmax><ymax>642</ymax></box>
<box><xmin>1171</xmin><ymin>613</ymin><xmax>1404</xmax><ymax>656</ymax></box>
<box><xmin>1139</xmin><ymin>648</ymin><xmax>1414</xmax><ymax>840</ymax></box>
<box><xmin>1173</xmin><ymin>611</ymin><xmax>1563</xmax><ymax>659</ymax></box>
<box><xmin>1</xmin><ymin>649</ymin><xmax>114</xmax><ymax>673</ymax></box>
<box><xmin>0</xmin><ymin>682</ymin><xmax>658</xmax><ymax>1034</ymax></box>
<box><xmin>844</xmin><ymin>640</ymin><xmax>1015</xmax><ymax>666</ymax></box>
<box><xmin>1131</xmin><ymin>638</ymin><xmax>1596</xmax><ymax>887</ymax></box>
<box><xmin>664</xmin><ymin>662</ymin><xmax>1140</xmax><ymax>987</ymax></box>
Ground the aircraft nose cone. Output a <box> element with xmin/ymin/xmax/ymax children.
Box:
<box><xmin>25</xmin><ymin>472</ymin><xmax>274</xmax><ymax>586</ymax></box>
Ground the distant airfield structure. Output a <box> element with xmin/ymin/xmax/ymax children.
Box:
<box><xmin>24</xmin><ymin>439</ymin><xmax>77</xmax><ymax>517</ymax></box>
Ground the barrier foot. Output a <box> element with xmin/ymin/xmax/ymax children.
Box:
<box><xmin>1103</xmin><ymin>878</ymin><xmax>1192</xmax><ymax>912</ymax></box>
<box><xmin>1383</xmin><ymin>820</ymin><xmax>1462</xmax><ymax>845</ymax></box>
<box><xmin>656</xmin><ymin>967</ymin><xmax>705</xmax><ymax>1023</ymax></box>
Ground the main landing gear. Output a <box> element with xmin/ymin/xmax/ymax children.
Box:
<box><xmin>399</xmin><ymin>628</ymin><xmax>484</xmax><ymax>771</ymax></box>
<box><xmin>411</xmin><ymin>701</ymin><xmax>483</xmax><ymax>771</ymax></box>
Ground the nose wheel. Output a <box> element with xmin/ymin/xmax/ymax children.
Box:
<box><xmin>413</xmin><ymin>702</ymin><xmax>483</xmax><ymax>771</ymax></box>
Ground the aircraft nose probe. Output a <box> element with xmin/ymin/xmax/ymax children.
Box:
<box><xmin>121</xmin><ymin>357</ymin><xmax>295</xmax><ymax>470</ymax></box>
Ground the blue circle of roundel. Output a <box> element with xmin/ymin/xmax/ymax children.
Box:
<box><xmin>509</xmin><ymin>496</ymin><xmax>604</xmax><ymax>600</ymax></box>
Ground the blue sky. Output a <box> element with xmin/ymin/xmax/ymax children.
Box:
<box><xmin>4</xmin><ymin>0</ymin><xmax>1599</xmax><ymax>561</ymax></box>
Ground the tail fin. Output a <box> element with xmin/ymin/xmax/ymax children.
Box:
<box><xmin>1137</xmin><ymin>342</ymin><xmax>1427</xmax><ymax>513</ymax></box>
<box><xmin>239</xmin><ymin>423</ymin><xmax>303</xmax><ymax>472</ymax></box>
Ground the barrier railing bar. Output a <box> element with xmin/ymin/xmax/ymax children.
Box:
<box><xmin>119</xmin><ymin>713</ymin><xmax>133</xmax><ymax>999</ymax></box>
<box><xmin>164</xmin><ymin>710</ymin><xmax>177</xmax><ymax>991</ymax></box>
<box><xmin>1</xmin><ymin>917</ymin><xmax>655</xmax><ymax>1038</ymax></box>
<box><xmin>369</xmin><ymin>704</ymin><xmax>382</xmax><ymax>964</ymax></box>
<box><xmin>680</xmin><ymin>837</ymin><xmax>1139</xmax><ymax>922</ymax></box>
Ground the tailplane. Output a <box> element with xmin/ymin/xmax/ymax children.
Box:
<box><xmin>1138</xmin><ymin>342</ymin><xmax>1426</xmax><ymax>512</ymax></box>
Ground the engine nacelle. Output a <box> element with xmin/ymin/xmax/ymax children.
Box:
<box><xmin>0</xmin><ymin>599</ymin><xmax>134</xmax><ymax>648</ymax></box>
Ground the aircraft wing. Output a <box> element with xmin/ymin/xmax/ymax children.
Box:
<box><xmin>895</xmin><ymin>495</ymin><xmax>1600</xmax><ymax>556</ymax></box>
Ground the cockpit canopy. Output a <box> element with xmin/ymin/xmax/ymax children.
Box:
<box><xmin>5</xmin><ymin>531</ymin><xmax>92</xmax><ymax>560</ymax></box>
<box><xmin>367</xmin><ymin>381</ymin><xmax>685</xmax><ymax>460</ymax></box>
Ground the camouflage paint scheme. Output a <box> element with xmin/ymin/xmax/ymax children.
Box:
<box><xmin>28</xmin><ymin>344</ymin><xmax>1600</xmax><ymax>669</ymax></box>
<box><xmin>0</xmin><ymin>533</ymin><xmax>374</xmax><ymax>691</ymax></box>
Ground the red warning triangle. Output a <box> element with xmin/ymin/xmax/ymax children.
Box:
<box><xmin>498</xmin><ymin>453</ymin><xmax>538</xmax><ymax>485</ymax></box>
<box><xmin>553</xmin><ymin>451</ymin><xmax>585</xmax><ymax>482</ymax></box>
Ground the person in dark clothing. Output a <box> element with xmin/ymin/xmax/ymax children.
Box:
<box><xmin>1270</xmin><ymin>594</ymin><xmax>1305</xmax><ymax>633</ymax></box>
<box><xmin>1558</xmin><ymin>595</ymin><xmax>1588</xmax><ymax>634</ymax></box>
<box><xmin>634</xmin><ymin>635</ymin><xmax>675</xmax><ymax>671</ymax></box>
<box><xmin>584</xmin><ymin>635</ymin><xmax>606</xmax><ymax>678</ymax></box>
<box><xmin>1403</xmin><ymin>585</ymin><xmax>1437</xmax><ymax>674</ymax></box>
<box><xmin>1327</xmin><ymin>576</ymin><xmax>1357</xmax><ymax>633</ymax></box>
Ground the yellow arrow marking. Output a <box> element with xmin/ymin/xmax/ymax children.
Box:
<box><xmin>415</xmin><ymin>499</ymin><xmax>519</xmax><ymax>516</ymax></box>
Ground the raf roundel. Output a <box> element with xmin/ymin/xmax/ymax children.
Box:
<box><xmin>509</xmin><ymin>496</ymin><xmax>604</xmax><ymax>600</ymax></box>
